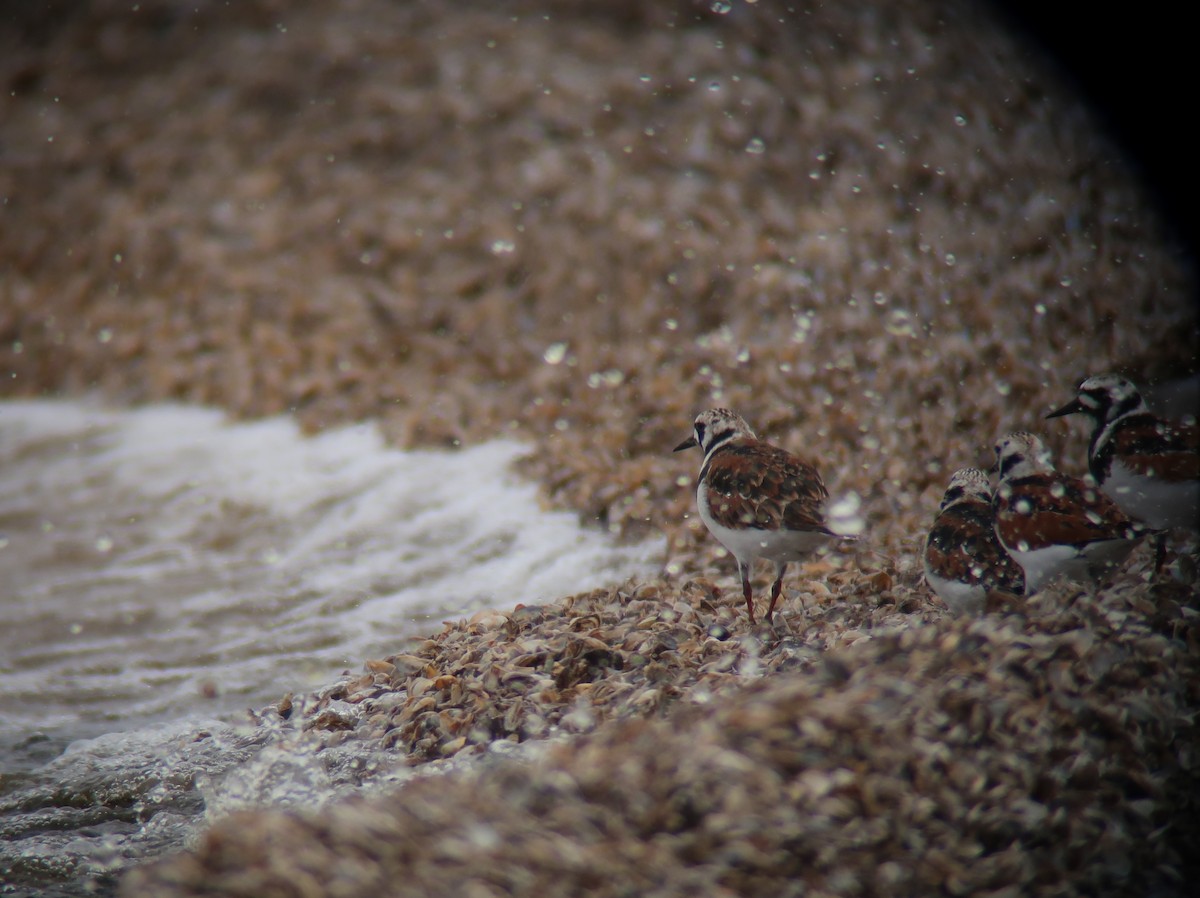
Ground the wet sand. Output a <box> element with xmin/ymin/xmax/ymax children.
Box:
<box><xmin>2</xmin><ymin>1</ymin><xmax>1197</xmax><ymax>895</ymax></box>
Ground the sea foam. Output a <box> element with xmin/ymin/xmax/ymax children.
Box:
<box><xmin>0</xmin><ymin>400</ymin><xmax>664</xmax><ymax>740</ymax></box>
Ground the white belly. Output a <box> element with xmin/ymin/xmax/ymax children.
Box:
<box><xmin>923</xmin><ymin>566</ymin><xmax>986</xmax><ymax>616</ymax></box>
<box><xmin>1008</xmin><ymin>538</ymin><xmax>1138</xmax><ymax>594</ymax></box>
<box><xmin>696</xmin><ymin>482</ymin><xmax>832</xmax><ymax>567</ymax></box>
<box><xmin>1105</xmin><ymin>461</ymin><xmax>1200</xmax><ymax>530</ymax></box>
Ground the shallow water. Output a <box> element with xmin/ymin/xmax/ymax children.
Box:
<box><xmin>0</xmin><ymin>400</ymin><xmax>663</xmax><ymax>894</ymax></box>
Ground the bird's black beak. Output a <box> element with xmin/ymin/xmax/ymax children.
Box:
<box><xmin>1045</xmin><ymin>397</ymin><xmax>1084</xmax><ymax>419</ymax></box>
<box><xmin>674</xmin><ymin>436</ymin><xmax>698</xmax><ymax>452</ymax></box>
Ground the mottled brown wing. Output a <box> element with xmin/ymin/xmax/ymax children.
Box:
<box><xmin>704</xmin><ymin>440</ymin><xmax>832</xmax><ymax>534</ymax></box>
<box><xmin>997</xmin><ymin>474</ymin><xmax>1139</xmax><ymax>549</ymax></box>
<box><xmin>1109</xmin><ymin>416</ymin><xmax>1200</xmax><ymax>481</ymax></box>
<box><xmin>926</xmin><ymin>503</ymin><xmax>1025</xmax><ymax>592</ymax></box>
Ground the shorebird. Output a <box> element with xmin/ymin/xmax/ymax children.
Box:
<box><xmin>992</xmin><ymin>431</ymin><xmax>1150</xmax><ymax>593</ymax></box>
<box><xmin>675</xmin><ymin>408</ymin><xmax>847</xmax><ymax>623</ymax></box>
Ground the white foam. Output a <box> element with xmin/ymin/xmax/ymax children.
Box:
<box><xmin>0</xmin><ymin>400</ymin><xmax>664</xmax><ymax>737</ymax></box>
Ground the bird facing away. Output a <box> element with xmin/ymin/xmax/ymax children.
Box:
<box><xmin>924</xmin><ymin>467</ymin><xmax>1025</xmax><ymax>615</ymax></box>
<box><xmin>674</xmin><ymin>408</ymin><xmax>844</xmax><ymax>624</ymax></box>
<box><xmin>1046</xmin><ymin>373</ymin><xmax>1199</xmax><ymax>531</ymax></box>
<box><xmin>993</xmin><ymin>431</ymin><xmax>1149</xmax><ymax>594</ymax></box>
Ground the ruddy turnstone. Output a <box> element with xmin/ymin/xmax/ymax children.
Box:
<box><xmin>1046</xmin><ymin>373</ymin><xmax>1199</xmax><ymax>532</ymax></box>
<box><xmin>924</xmin><ymin>467</ymin><xmax>1025</xmax><ymax>615</ymax></box>
<box><xmin>993</xmin><ymin>431</ymin><xmax>1149</xmax><ymax>594</ymax></box>
<box><xmin>674</xmin><ymin>408</ymin><xmax>844</xmax><ymax>624</ymax></box>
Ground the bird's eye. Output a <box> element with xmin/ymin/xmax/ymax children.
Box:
<box><xmin>695</xmin><ymin>423</ymin><xmax>706</xmax><ymax>445</ymax></box>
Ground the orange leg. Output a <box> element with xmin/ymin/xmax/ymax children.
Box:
<box><xmin>739</xmin><ymin>563</ymin><xmax>756</xmax><ymax>624</ymax></box>
<box><xmin>765</xmin><ymin>563</ymin><xmax>788</xmax><ymax>622</ymax></box>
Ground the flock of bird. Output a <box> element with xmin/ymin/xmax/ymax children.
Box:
<box><xmin>676</xmin><ymin>374</ymin><xmax>1199</xmax><ymax>623</ymax></box>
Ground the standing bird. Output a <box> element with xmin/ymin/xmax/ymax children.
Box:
<box><xmin>993</xmin><ymin>431</ymin><xmax>1150</xmax><ymax>594</ymax></box>
<box><xmin>924</xmin><ymin>468</ymin><xmax>1025</xmax><ymax>615</ymax></box>
<box><xmin>674</xmin><ymin>408</ymin><xmax>845</xmax><ymax>624</ymax></box>
<box><xmin>1046</xmin><ymin>373</ymin><xmax>1199</xmax><ymax>532</ymax></box>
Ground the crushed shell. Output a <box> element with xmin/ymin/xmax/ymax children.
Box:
<box><xmin>125</xmin><ymin>572</ymin><xmax>1199</xmax><ymax>897</ymax></box>
<box><xmin>2</xmin><ymin>0</ymin><xmax>1196</xmax><ymax>896</ymax></box>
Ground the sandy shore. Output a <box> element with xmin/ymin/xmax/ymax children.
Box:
<box><xmin>2</xmin><ymin>0</ymin><xmax>1197</xmax><ymax>895</ymax></box>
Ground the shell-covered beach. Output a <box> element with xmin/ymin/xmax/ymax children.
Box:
<box><xmin>2</xmin><ymin>0</ymin><xmax>1197</xmax><ymax>895</ymax></box>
